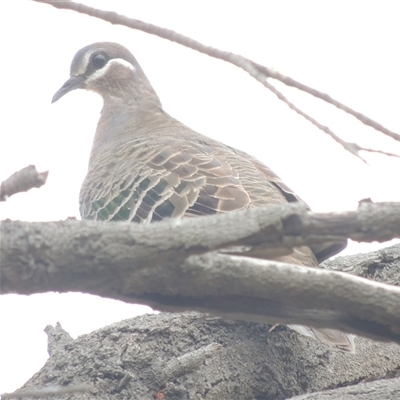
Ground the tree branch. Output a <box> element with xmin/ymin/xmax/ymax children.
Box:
<box><xmin>0</xmin><ymin>165</ymin><xmax>48</xmax><ymax>201</ymax></box>
<box><xmin>11</xmin><ymin>314</ymin><xmax>400</xmax><ymax>400</ymax></box>
<box><xmin>2</xmin><ymin>202</ymin><xmax>400</xmax><ymax>344</ymax></box>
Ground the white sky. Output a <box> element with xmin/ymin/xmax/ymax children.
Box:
<box><xmin>1</xmin><ymin>0</ymin><xmax>400</xmax><ymax>393</ymax></box>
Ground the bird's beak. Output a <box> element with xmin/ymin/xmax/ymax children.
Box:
<box><xmin>52</xmin><ymin>75</ymin><xmax>86</xmax><ymax>103</ymax></box>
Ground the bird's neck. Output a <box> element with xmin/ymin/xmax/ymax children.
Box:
<box><xmin>89</xmin><ymin>84</ymin><xmax>163</xmax><ymax>161</ymax></box>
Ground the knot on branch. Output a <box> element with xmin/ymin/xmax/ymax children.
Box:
<box><xmin>282</xmin><ymin>213</ymin><xmax>307</xmax><ymax>235</ymax></box>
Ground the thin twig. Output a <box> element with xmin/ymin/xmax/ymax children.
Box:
<box><xmin>262</xmin><ymin>80</ymin><xmax>399</xmax><ymax>163</ymax></box>
<box><xmin>254</xmin><ymin>63</ymin><xmax>400</xmax><ymax>142</ymax></box>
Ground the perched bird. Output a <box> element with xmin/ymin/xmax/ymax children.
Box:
<box><xmin>52</xmin><ymin>42</ymin><xmax>354</xmax><ymax>352</ymax></box>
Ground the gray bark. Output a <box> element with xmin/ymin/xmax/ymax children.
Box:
<box><xmin>8</xmin><ymin>312</ymin><xmax>400</xmax><ymax>400</ymax></box>
<box><xmin>2</xmin><ymin>205</ymin><xmax>400</xmax><ymax>344</ymax></box>
<box><xmin>291</xmin><ymin>377</ymin><xmax>400</xmax><ymax>400</ymax></box>
<box><xmin>2</xmin><ymin>245</ymin><xmax>400</xmax><ymax>400</ymax></box>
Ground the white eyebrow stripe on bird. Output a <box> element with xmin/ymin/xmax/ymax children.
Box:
<box><xmin>86</xmin><ymin>58</ymin><xmax>136</xmax><ymax>83</ymax></box>
<box><xmin>74</xmin><ymin>49</ymin><xmax>96</xmax><ymax>76</ymax></box>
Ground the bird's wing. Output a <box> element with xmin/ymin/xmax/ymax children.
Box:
<box><xmin>79</xmin><ymin>136</ymin><xmax>275</xmax><ymax>223</ymax></box>
<box><xmin>80</xmin><ymin>130</ymin><xmax>345</xmax><ymax>259</ymax></box>
<box><xmin>235</xmin><ymin>149</ymin><xmax>347</xmax><ymax>262</ymax></box>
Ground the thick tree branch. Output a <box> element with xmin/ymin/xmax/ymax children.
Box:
<box><xmin>10</xmin><ymin>314</ymin><xmax>400</xmax><ymax>400</ymax></box>
<box><xmin>2</xmin><ymin>203</ymin><xmax>400</xmax><ymax>344</ymax></box>
<box><xmin>34</xmin><ymin>0</ymin><xmax>400</xmax><ymax>159</ymax></box>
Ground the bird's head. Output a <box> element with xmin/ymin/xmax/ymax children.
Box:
<box><xmin>52</xmin><ymin>42</ymin><xmax>151</xmax><ymax>103</ymax></box>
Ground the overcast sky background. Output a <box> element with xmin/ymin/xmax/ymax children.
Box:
<box><xmin>1</xmin><ymin>1</ymin><xmax>400</xmax><ymax>393</ymax></box>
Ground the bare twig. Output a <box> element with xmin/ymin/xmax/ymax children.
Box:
<box><xmin>34</xmin><ymin>0</ymin><xmax>400</xmax><ymax>158</ymax></box>
<box><xmin>262</xmin><ymin>80</ymin><xmax>399</xmax><ymax>163</ymax></box>
<box><xmin>0</xmin><ymin>165</ymin><xmax>48</xmax><ymax>201</ymax></box>
<box><xmin>254</xmin><ymin>63</ymin><xmax>400</xmax><ymax>143</ymax></box>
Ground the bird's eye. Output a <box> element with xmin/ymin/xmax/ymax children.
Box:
<box><xmin>91</xmin><ymin>52</ymin><xmax>108</xmax><ymax>69</ymax></box>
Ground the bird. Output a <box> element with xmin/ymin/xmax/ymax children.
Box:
<box><xmin>52</xmin><ymin>42</ymin><xmax>354</xmax><ymax>352</ymax></box>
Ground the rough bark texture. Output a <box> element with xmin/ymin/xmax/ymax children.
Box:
<box><xmin>323</xmin><ymin>245</ymin><xmax>400</xmax><ymax>285</ymax></box>
<box><xmin>11</xmin><ymin>314</ymin><xmax>400</xmax><ymax>400</ymax></box>
<box><xmin>0</xmin><ymin>165</ymin><xmax>48</xmax><ymax>201</ymax></box>
<box><xmin>4</xmin><ymin>246</ymin><xmax>400</xmax><ymax>400</ymax></box>
<box><xmin>2</xmin><ymin>214</ymin><xmax>400</xmax><ymax>344</ymax></box>
<box><xmin>291</xmin><ymin>377</ymin><xmax>400</xmax><ymax>400</ymax></box>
